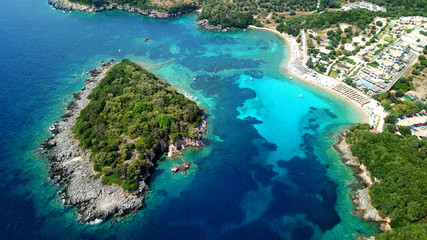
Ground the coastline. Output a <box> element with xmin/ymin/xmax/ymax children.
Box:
<box><xmin>48</xmin><ymin>0</ymin><xmax>232</xmax><ymax>33</ymax></box>
<box><xmin>249</xmin><ymin>25</ymin><xmax>390</xmax><ymax>237</ymax></box>
<box><xmin>48</xmin><ymin>0</ymin><xmax>197</xmax><ymax>18</ymax></box>
<box><xmin>333</xmin><ymin>133</ymin><xmax>391</xmax><ymax>235</ymax></box>
<box><xmin>41</xmin><ymin>60</ymin><xmax>207</xmax><ymax>223</ymax></box>
<box><xmin>248</xmin><ymin>25</ymin><xmax>387</xmax><ymax>129</ymax></box>
<box><xmin>48</xmin><ymin>0</ymin><xmax>383</xmax><ymax>129</ymax></box>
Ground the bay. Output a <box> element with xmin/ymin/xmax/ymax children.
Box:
<box><xmin>0</xmin><ymin>0</ymin><xmax>379</xmax><ymax>238</ymax></box>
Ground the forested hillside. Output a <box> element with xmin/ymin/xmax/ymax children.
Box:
<box><xmin>69</xmin><ymin>0</ymin><xmax>198</xmax><ymax>13</ymax></box>
<box><xmin>68</xmin><ymin>0</ymin><xmax>426</xmax><ymax>28</ymax></box>
<box><xmin>368</xmin><ymin>0</ymin><xmax>427</xmax><ymax>17</ymax></box>
<box><xmin>346</xmin><ymin>124</ymin><xmax>427</xmax><ymax>239</ymax></box>
<box><xmin>72</xmin><ymin>59</ymin><xmax>204</xmax><ymax>191</ymax></box>
<box><xmin>276</xmin><ymin>8</ymin><xmax>378</xmax><ymax>36</ymax></box>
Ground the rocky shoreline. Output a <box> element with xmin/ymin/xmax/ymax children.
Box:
<box><xmin>333</xmin><ymin>133</ymin><xmax>391</xmax><ymax>236</ymax></box>
<box><xmin>48</xmin><ymin>0</ymin><xmax>234</xmax><ymax>32</ymax></box>
<box><xmin>41</xmin><ymin>60</ymin><xmax>207</xmax><ymax>223</ymax></box>
<box><xmin>196</xmin><ymin>19</ymin><xmax>231</xmax><ymax>32</ymax></box>
<box><xmin>48</xmin><ymin>0</ymin><xmax>197</xmax><ymax>18</ymax></box>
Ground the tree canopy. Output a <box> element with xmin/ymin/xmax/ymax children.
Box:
<box><xmin>277</xmin><ymin>9</ymin><xmax>378</xmax><ymax>36</ymax></box>
<box><xmin>369</xmin><ymin>0</ymin><xmax>427</xmax><ymax>17</ymax></box>
<box><xmin>72</xmin><ymin>59</ymin><xmax>204</xmax><ymax>191</ymax></box>
<box><xmin>198</xmin><ymin>0</ymin><xmax>256</xmax><ymax>28</ymax></box>
<box><xmin>346</xmin><ymin>124</ymin><xmax>427</xmax><ymax>238</ymax></box>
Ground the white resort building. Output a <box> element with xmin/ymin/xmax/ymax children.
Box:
<box><xmin>380</xmin><ymin>60</ymin><xmax>394</xmax><ymax>73</ymax></box>
<box><xmin>388</xmin><ymin>50</ymin><xmax>403</xmax><ymax>63</ymax></box>
<box><xmin>393</xmin><ymin>42</ymin><xmax>411</xmax><ymax>54</ymax></box>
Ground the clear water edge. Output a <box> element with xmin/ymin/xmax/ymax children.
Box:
<box><xmin>0</xmin><ymin>2</ymin><xmax>379</xmax><ymax>239</ymax></box>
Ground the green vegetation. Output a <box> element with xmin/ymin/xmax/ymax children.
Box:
<box><xmin>197</xmin><ymin>0</ymin><xmax>257</xmax><ymax>28</ymax></box>
<box><xmin>369</xmin><ymin>61</ymin><xmax>380</xmax><ymax>68</ymax></box>
<box><xmin>413</xmin><ymin>54</ymin><xmax>427</xmax><ymax>74</ymax></box>
<box><xmin>329</xmin><ymin>70</ymin><xmax>339</xmax><ymax>78</ymax></box>
<box><xmin>392</xmin><ymin>76</ymin><xmax>415</xmax><ymax>93</ymax></box>
<box><xmin>70</xmin><ymin>0</ymin><xmax>427</xmax><ymax>30</ymax></box>
<box><xmin>339</xmin><ymin>56</ymin><xmax>356</xmax><ymax>65</ymax></box>
<box><xmin>346</xmin><ymin>124</ymin><xmax>427</xmax><ymax>238</ymax></box>
<box><xmin>199</xmin><ymin>0</ymin><xmax>320</xmax><ymax>28</ymax></box>
<box><xmin>277</xmin><ymin>9</ymin><xmax>378</xmax><ymax>36</ymax></box>
<box><xmin>72</xmin><ymin>59</ymin><xmax>204</xmax><ymax>191</ymax></box>
<box><xmin>369</xmin><ymin>0</ymin><xmax>427</xmax><ymax>17</ymax></box>
<box><xmin>373</xmin><ymin>47</ymin><xmax>427</xmax><ymax>123</ymax></box>
<box><xmin>384</xmin><ymin>36</ymin><xmax>396</xmax><ymax>43</ymax></box>
<box><xmin>344</xmin><ymin>77</ymin><xmax>357</xmax><ymax>87</ymax></box>
<box><xmin>319</xmin><ymin>0</ymin><xmax>340</xmax><ymax>11</ymax></box>
<box><xmin>69</xmin><ymin>0</ymin><xmax>197</xmax><ymax>13</ymax></box>
<box><xmin>376</xmin><ymin>224</ymin><xmax>427</xmax><ymax>239</ymax></box>
<box><xmin>374</xmin><ymin>91</ymin><xmax>427</xmax><ymax>123</ymax></box>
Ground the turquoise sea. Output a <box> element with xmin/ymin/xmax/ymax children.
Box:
<box><xmin>0</xmin><ymin>0</ymin><xmax>379</xmax><ymax>239</ymax></box>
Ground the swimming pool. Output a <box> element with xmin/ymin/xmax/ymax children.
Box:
<box><xmin>358</xmin><ymin>79</ymin><xmax>373</xmax><ymax>88</ymax></box>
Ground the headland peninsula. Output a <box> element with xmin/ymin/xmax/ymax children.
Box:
<box><xmin>41</xmin><ymin>59</ymin><xmax>207</xmax><ymax>223</ymax></box>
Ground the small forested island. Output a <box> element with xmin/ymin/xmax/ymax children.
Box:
<box><xmin>42</xmin><ymin>59</ymin><xmax>207</xmax><ymax>223</ymax></box>
<box><xmin>335</xmin><ymin>124</ymin><xmax>427</xmax><ymax>239</ymax></box>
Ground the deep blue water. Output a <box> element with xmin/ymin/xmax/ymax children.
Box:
<box><xmin>0</xmin><ymin>0</ymin><xmax>379</xmax><ymax>239</ymax></box>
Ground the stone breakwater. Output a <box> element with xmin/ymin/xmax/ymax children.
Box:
<box><xmin>48</xmin><ymin>0</ymin><xmax>196</xmax><ymax>18</ymax></box>
<box><xmin>41</xmin><ymin>60</ymin><xmax>207</xmax><ymax>223</ymax></box>
<box><xmin>333</xmin><ymin>133</ymin><xmax>391</xmax><ymax>235</ymax></box>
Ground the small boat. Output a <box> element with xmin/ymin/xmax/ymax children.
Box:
<box><xmin>299</xmin><ymin>94</ymin><xmax>303</xmax><ymax>98</ymax></box>
<box><xmin>290</xmin><ymin>77</ymin><xmax>293</xmax><ymax>80</ymax></box>
<box><xmin>250</xmin><ymin>77</ymin><xmax>253</xmax><ymax>80</ymax></box>
<box><xmin>193</xmin><ymin>77</ymin><xmax>196</xmax><ymax>81</ymax></box>
<box><xmin>118</xmin><ymin>49</ymin><xmax>121</xmax><ymax>52</ymax></box>
<box><xmin>244</xmin><ymin>78</ymin><xmax>246</xmax><ymax>81</ymax></box>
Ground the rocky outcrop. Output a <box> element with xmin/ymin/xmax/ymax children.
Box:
<box><xmin>171</xmin><ymin>160</ymin><xmax>192</xmax><ymax>173</ymax></box>
<box><xmin>41</xmin><ymin>59</ymin><xmax>207</xmax><ymax>224</ymax></box>
<box><xmin>196</xmin><ymin>19</ymin><xmax>231</xmax><ymax>32</ymax></box>
<box><xmin>48</xmin><ymin>0</ymin><xmax>197</xmax><ymax>18</ymax></box>
<box><xmin>334</xmin><ymin>133</ymin><xmax>392</xmax><ymax>233</ymax></box>
<box><xmin>167</xmin><ymin>117</ymin><xmax>207</xmax><ymax>158</ymax></box>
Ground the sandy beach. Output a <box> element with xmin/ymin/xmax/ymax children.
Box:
<box><xmin>249</xmin><ymin>25</ymin><xmax>386</xmax><ymax>131</ymax></box>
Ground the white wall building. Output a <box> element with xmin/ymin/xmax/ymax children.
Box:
<box><xmin>388</xmin><ymin>50</ymin><xmax>403</xmax><ymax>63</ymax></box>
